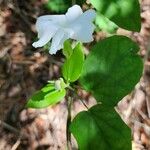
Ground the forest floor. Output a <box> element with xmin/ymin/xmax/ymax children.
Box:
<box><xmin>0</xmin><ymin>0</ymin><xmax>150</xmax><ymax>150</ymax></box>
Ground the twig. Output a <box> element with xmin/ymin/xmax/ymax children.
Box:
<box><xmin>68</xmin><ymin>86</ymin><xmax>89</xmax><ymax>110</ymax></box>
<box><xmin>74</xmin><ymin>91</ymin><xmax>89</xmax><ymax>110</ymax></box>
<box><xmin>0</xmin><ymin>46</ymin><xmax>11</xmax><ymax>58</ymax></box>
<box><xmin>0</xmin><ymin>120</ymin><xmax>20</xmax><ymax>135</ymax></box>
<box><xmin>0</xmin><ymin>120</ymin><xmax>28</xmax><ymax>137</ymax></box>
<box><xmin>13</xmin><ymin>60</ymin><xmax>35</xmax><ymax>65</ymax></box>
<box><xmin>145</xmin><ymin>96</ymin><xmax>150</xmax><ymax>118</ymax></box>
<box><xmin>11</xmin><ymin>137</ymin><xmax>21</xmax><ymax>150</ymax></box>
<box><xmin>136</xmin><ymin>108</ymin><xmax>150</xmax><ymax>126</ymax></box>
<box><xmin>79</xmin><ymin>99</ymin><xmax>89</xmax><ymax>110</ymax></box>
<box><xmin>66</xmin><ymin>96</ymin><xmax>72</xmax><ymax>150</ymax></box>
<box><xmin>144</xmin><ymin>38</ymin><xmax>150</xmax><ymax>63</ymax></box>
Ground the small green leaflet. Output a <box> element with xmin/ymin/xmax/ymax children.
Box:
<box><xmin>90</xmin><ymin>0</ymin><xmax>141</xmax><ymax>32</ymax></box>
<box><xmin>70</xmin><ymin>104</ymin><xmax>131</xmax><ymax>150</ymax></box>
<box><xmin>62</xmin><ymin>43</ymin><xmax>84</xmax><ymax>83</ymax></box>
<box><xmin>80</xmin><ymin>35</ymin><xmax>143</xmax><ymax>107</ymax></box>
<box><xmin>63</xmin><ymin>40</ymin><xmax>73</xmax><ymax>59</ymax></box>
<box><xmin>26</xmin><ymin>83</ymin><xmax>66</xmax><ymax>108</ymax></box>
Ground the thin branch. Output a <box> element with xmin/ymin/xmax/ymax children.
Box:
<box><xmin>68</xmin><ymin>86</ymin><xmax>89</xmax><ymax>110</ymax></box>
<box><xmin>0</xmin><ymin>120</ymin><xmax>20</xmax><ymax>135</ymax></box>
<box><xmin>66</xmin><ymin>96</ymin><xmax>73</xmax><ymax>150</ymax></box>
<box><xmin>11</xmin><ymin>137</ymin><xmax>21</xmax><ymax>150</ymax></box>
<box><xmin>79</xmin><ymin>98</ymin><xmax>89</xmax><ymax>110</ymax></box>
<box><xmin>74</xmin><ymin>91</ymin><xmax>89</xmax><ymax>109</ymax></box>
<box><xmin>0</xmin><ymin>120</ymin><xmax>28</xmax><ymax>138</ymax></box>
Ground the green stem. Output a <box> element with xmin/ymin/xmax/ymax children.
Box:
<box><xmin>66</xmin><ymin>96</ymin><xmax>72</xmax><ymax>150</ymax></box>
<box><xmin>72</xmin><ymin>0</ymin><xmax>76</xmax><ymax>5</ymax></box>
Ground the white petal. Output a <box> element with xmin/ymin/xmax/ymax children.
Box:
<box><xmin>65</xmin><ymin>5</ymin><xmax>83</xmax><ymax>23</ymax></box>
<box><xmin>49</xmin><ymin>30</ymin><xmax>70</xmax><ymax>54</ymax></box>
<box><xmin>70</xmin><ymin>9</ymin><xmax>96</xmax><ymax>42</ymax></box>
<box><xmin>37</xmin><ymin>15</ymin><xmax>67</xmax><ymax>27</ymax></box>
<box><xmin>32</xmin><ymin>19</ymin><xmax>58</xmax><ymax>48</ymax></box>
<box><xmin>32</xmin><ymin>6</ymin><xmax>96</xmax><ymax>54</ymax></box>
<box><xmin>80</xmin><ymin>9</ymin><xmax>96</xmax><ymax>22</ymax></box>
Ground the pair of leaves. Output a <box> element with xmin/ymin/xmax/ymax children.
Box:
<box><xmin>90</xmin><ymin>0</ymin><xmax>141</xmax><ymax>32</ymax></box>
<box><xmin>26</xmin><ymin>83</ymin><xmax>66</xmax><ymax>108</ymax></box>
<box><xmin>71</xmin><ymin>35</ymin><xmax>143</xmax><ymax>150</ymax></box>
<box><xmin>70</xmin><ymin>104</ymin><xmax>131</xmax><ymax>150</ymax></box>
<box><xmin>62</xmin><ymin>42</ymin><xmax>84</xmax><ymax>82</ymax></box>
<box><xmin>27</xmin><ymin>42</ymin><xmax>84</xmax><ymax>108</ymax></box>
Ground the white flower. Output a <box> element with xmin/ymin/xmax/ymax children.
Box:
<box><xmin>32</xmin><ymin>5</ymin><xmax>96</xmax><ymax>54</ymax></box>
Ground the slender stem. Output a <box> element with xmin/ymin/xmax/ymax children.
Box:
<box><xmin>69</xmin><ymin>86</ymin><xmax>89</xmax><ymax>110</ymax></box>
<box><xmin>79</xmin><ymin>99</ymin><xmax>89</xmax><ymax>110</ymax></box>
<box><xmin>66</xmin><ymin>96</ymin><xmax>72</xmax><ymax>150</ymax></box>
<box><xmin>72</xmin><ymin>0</ymin><xmax>76</xmax><ymax>5</ymax></box>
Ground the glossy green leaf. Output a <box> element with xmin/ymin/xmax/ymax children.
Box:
<box><xmin>90</xmin><ymin>0</ymin><xmax>141</xmax><ymax>32</ymax></box>
<box><xmin>63</xmin><ymin>40</ymin><xmax>73</xmax><ymax>59</ymax></box>
<box><xmin>62</xmin><ymin>43</ymin><xmax>84</xmax><ymax>82</ymax></box>
<box><xmin>26</xmin><ymin>84</ymin><xmax>66</xmax><ymax>108</ymax></box>
<box><xmin>70</xmin><ymin>104</ymin><xmax>131</xmax><ymax>150</ymax></box>
<box><xmin>80</xmin><ymin>35</ymin><xmax>143</xmax><ymax>107</ymax></box>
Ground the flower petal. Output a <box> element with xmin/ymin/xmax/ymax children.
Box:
<box><xmin>70</xmin><ymin>9</ymin><xmax>96</xmax><ymax>42</ymax></box>
<box><xmin>32</xmin><ymin>5</ymin><xmax>96</xmax><ymax>55</ymax></box>
<box><xmin>32</xmin><ymin>20</ymin><xmax>58</xmax><ymax>48</ymax></box>
<box><xmin>65</xmin><ymin>5</ymin><xmax>83</xmax><ymax>23</ymax></box>
<box><xmin>37</xmin><ymin>15</ymin><xmax>67</xmax><ymax>27</ymax></box>
<box><xmin>79</xmin><ymin>9</ymin><xmax>96</xmax><ymax>22</ymax></box>
<box><xmin>49</xmin><ymin>30</ymin><xmax>70</xmax><ymax>54</ymax></box>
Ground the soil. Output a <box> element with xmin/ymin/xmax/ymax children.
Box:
<box><xmin>0</xmin><ymin>0</ymin><xmax>150</xmax><ymax>149</ymax></box>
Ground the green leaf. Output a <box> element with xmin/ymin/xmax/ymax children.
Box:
<box><xmin>95</xmin><ymin>13</ymin><xmax>118</xmax><ymax>33</ymax></box>
<box><xmin>62</xmin><ymin>43</ymin><xmax>84</xmax><ymax>82</ymax></box>
<box><xmin>90</xmin><ymin>0</ymin><xmax>141</xmax><ymax>32</ymax></box>
<box><xmin>26</xmin><ymin>84</ymin><xmax>66</xmax><ymax>108</ymax></box>
<box><xmin>44</xmin><ymin>0</ymin><xmax>86</xmax><ymax>13</ymax></box>
<box><xmin>44</xmin><ymin>0</ymin><xmax>68</xmax><ymax>13</ymax></box>
<box><xmin>70</xmin><ymin>104</ymin><xmax>131</xmax><ymax>150</ymax></box>
<box><xmin>63</xmin><ymin>40</ymin><xmax>73</xmax><ymax>59</ymax></box>
<box><xmin>80</xmin><ymin>35</ymin><xmax>143</xmax><ymax>107</ymax></box>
